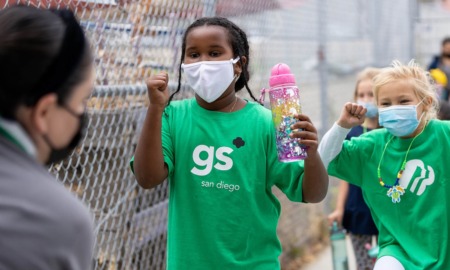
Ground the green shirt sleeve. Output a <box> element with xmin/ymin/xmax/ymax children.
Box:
<box><xmin>129</xmin><ymin>106</ymin><xmax>175</xmax><ymax>176</ymax></box>
<box><xmin>129</xmin><ymin>156</ymin><xmax>135</xmax><ymax>174</ymax></box>
<box><xmin>327</xmin><ymin>135</ymin><xmax>373</xmax><ymax>187</ymax></box>
<box><xmin>162</xmin><ymin>107</ymin><xmax>174</xmax><ymax>177</ymax></box>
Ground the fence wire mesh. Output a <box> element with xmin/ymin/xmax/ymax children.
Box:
<box><xmin>2</xmin><ymin>0</ymin><xmax>447</xmax><ymax>269</ymax></box>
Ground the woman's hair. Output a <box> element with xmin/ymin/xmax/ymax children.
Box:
<box><xmin>0</xmin><ymin>5</ymin><xmax>92</xmax><ymax>120</ymax></box>
<box><xmin>373</xmin><ymin>60</ymin><xmax>439</xmax><ymax>121</ymax></box>
<box><xmin>353</xmin><ymin>67</ymin><xmax>381</xmax><ymax>101</ymax></box>
<box><xmin>168</xmin><ymin>16</ymin><xmax>257</xmax><ymax>104</ymax></box>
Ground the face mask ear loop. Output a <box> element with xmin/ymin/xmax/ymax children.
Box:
<box><xmin>231</xmin><ymin>57</ymin><xmax>241</xmax><ymax>87</ymax></box>
<box><xmin>232</xmin><ymin>56</ymin><xmax>240</xmax><ymax>64</ymax></box>
<box><xmin>415</xmin><ymin>98</ymin><xmax>427</xmax><ymax>123</ymax></box>
<box><xmin>417</xmin><ymin>109</ymin><xmax>426</xmax><ymax>125</ymax></box>
<box><xmin>416</xmin><ymin>98</ymin><xmax>425</xmax><ymax>108</ymax></box>
<box><xmin>233</xmin><ymin>74</ymin><xmax>239</xmax><ymax>83</ymax></box>
<box><xmin>230</xmin><ymin>74</ymin><xmax>240</xmax><ymax>92</ymax></box>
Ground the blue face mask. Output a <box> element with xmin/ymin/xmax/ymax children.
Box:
<box><xmin>357</xmin><ymin>101</ymin><xmax>378</xmax><ymax>118</ymax></box>
<box><xmin>378</xmin><ymin>100</ymin><xmax>424</xmax><ymax>137</ymax></box>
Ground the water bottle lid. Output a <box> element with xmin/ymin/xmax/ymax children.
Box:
<box><xmin>331</xmin><ymin>221</ymin><xmax>338</xmax><ymax>232</ymax></box>
<box><xmin>330</xmin><ymin>221</ymin><xmax>346</xmax><ymax>240</ymax></box>
<box><xmin>269</xmin><ymin>63</ymin><xmax>296</xmax><ymax>87</ymax></box>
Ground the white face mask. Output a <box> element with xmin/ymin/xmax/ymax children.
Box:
<box><xmin>181</xmin><ymin>57</ymin><xmax>240</xmax><ymax>103</ymax></box>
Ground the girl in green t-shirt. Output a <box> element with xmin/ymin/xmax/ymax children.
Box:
<box><xmin>319</xmin><ymin>60</ymin><xmax>450</xmax><ymax>270</ymax></box>
<box><xmin>132</xmin><ymin>17</ymin><xmax>329</xmax><ymax>269</ymax></box>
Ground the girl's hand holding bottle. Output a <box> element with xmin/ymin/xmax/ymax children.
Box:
<box><xmin>328</xmin><ymin>208</ymin><xmax>344</xmax><ymax>227</ymax></box>
<box><xmin>289</xmin><ymin>114</ymin><xmax>320</xmax><ymax>156</ymax></box>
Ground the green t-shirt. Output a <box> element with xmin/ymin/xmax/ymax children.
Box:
<box><xmin>328</xmin><ymin>120</ymin><xmax>450</xmax><ymax>269</ymax></box>
<box><xmin>131</xmin><ymin>99</ymin><xmax>305</xmax><ymax>269</ymax></box>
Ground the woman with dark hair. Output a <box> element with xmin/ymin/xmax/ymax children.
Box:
<box><xmin>0</xmin><ymin>5</ymin><xmax>94</xmax><ymax>270</ymax></box>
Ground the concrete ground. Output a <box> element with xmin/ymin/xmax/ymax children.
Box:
<box><xmin>293</xmin><ymin>75</ymin><xmax>358</xmax><ymax>270</ymax></box>
<box><xmin>302</xmin><ymin>236</ymin><xmax>357</xmax><ymax>270</ymax></box>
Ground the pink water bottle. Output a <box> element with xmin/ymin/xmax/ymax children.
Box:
<box><xmin>260</xmin><ymin>63</ymin><xmax>307</xmax><ymax>162</ymax></box>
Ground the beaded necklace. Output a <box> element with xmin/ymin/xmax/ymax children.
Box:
<box><xmin>377</xmin><ymin>123</ymin><xmax>427</xmax><ymax>203</ymax></box>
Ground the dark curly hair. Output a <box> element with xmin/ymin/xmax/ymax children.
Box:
<box><xmin>168</xmin><ymin>17</ymin><xmax>257</xmax><ymax>104</ymax></box>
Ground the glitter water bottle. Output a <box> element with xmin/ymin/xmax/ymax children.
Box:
<box><xmin>260</xmin><ymin>63</ymin><xmax>307</xmax><ymax>162</ymax></box>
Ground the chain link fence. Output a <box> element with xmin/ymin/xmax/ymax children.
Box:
<box><xmin>2</xmin><ymin>0</ymin><xmax>440</xmax><ymax>269</ymax></box>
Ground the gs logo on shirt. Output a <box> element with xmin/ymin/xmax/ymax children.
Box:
<box><xmin>191</xmin><ymin>145</ymin><xmax>233</xmax><ymax>176</ymax></box>
<box><xmin>400</xmin><ymin>159</ymin><xmax>435</xmax><ymax>196</ymax></box>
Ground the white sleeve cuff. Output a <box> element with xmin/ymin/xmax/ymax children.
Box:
<box><xmin>318</xmin><ymin>122</ymin><xmax>351</xmax><ymax>169</ymax></box>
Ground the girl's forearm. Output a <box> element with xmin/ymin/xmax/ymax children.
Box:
<box><xmin>318</xmin><ymin>123</ymin><xmax>350</xmax><ymax>169</ymax></box>
<box><xmin>133</xmin><ymin>105</ymin><xmax>168</xmax><ymax>189</ymax></box>
<box><xmin>302</xmin><ymin>151</ymin><xmax>329</xmax><ymax>203</ymax></box>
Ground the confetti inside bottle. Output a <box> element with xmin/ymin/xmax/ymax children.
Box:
<box><xmin>260</xmin><ymin>63</ymin><xmax>307</xmax><ymax>162</ymax></box>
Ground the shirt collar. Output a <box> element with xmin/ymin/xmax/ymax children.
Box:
<box><xmin>0</xmin><ymin>116</ymin><xmax>37</xmax><ymax>158</ymax></box>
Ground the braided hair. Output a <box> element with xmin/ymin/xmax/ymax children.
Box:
<box><xmin>168</xmin><ymin>17</ymin><xmax>257</xmax><ymax>104</ymax></box>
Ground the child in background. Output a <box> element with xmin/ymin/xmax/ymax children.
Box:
<box><xmin>319</xmin><ymin>60</ymin><xmax>450</xmax><ymax>270</ymax></box>
<box><xmin>328</xmin><ymin>67</ymin><xmax>380</xmax><ymax>270</ymax></box>
<box><xmin>131</xmin><ymin>17</ymin><xmax>328</xmax><ymax>269</ymax></box>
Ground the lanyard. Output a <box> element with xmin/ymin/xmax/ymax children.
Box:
<box><xmin>0</xmin><ymin>124</ymin><xmax>27</xmax><ymax>153</ymax></box>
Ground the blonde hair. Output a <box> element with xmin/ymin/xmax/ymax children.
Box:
<box><xmin>373</xmin><ymin>60</ymin><xmax>439</xmax><ymax>121</ymax></box>
<box><xmin>353</xmin><ymin>67</ymin><xmax>382</xmax><ymax>101</ymax></box>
